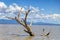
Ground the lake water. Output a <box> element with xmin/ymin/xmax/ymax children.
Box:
<box><xmin>0</xmin><ymin>24</ymin><xmax>60</xmax><ymax>40</ymax></box>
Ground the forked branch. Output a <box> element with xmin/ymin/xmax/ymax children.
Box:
<box><xmin>24</xmin><ymin>10</ymin><xmax>30</xmax><ymax>25</ymax></box>
<box><xmin>30</xmin><ymin>19</ymin><xmax>33</xmax><ymax>27</ymax></box>
<box><xmin>6</xmin><ymin>8</ymin><xmax>34</xmax><ymax>36</ymax></box>
<box><xmin>18</xmin><ymin>8</ymin><xmax>22</xmax><ymax>19</ymax></box>
<box><xmin>41</xmin><ymin>28</ymin><xmax>50</xmax><ymax>37</ymax></box>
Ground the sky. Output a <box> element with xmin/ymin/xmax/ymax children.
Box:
<box><xmin>0</xmin><ymin>0</ymin><xmax>60</xmax><ymax>24</ymax></box>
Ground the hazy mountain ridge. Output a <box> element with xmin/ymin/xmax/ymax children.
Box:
<box><xmin>0</xmin><ymin>19</ymin><xmax>18</xmax><ymax>24</ymax></box>
<box><xmin>0</xmin><ymin>19</ymin><xmax>60</xmax><ymax>26</ymax></box>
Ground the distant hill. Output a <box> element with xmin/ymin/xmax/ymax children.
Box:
<box><xmin>0</xmin><ymin>19</ymin><xmax>18</xmax><ymax>24</ymax></box>
<box><xmin>0</xmin><ymin>19</ymin><xmax>60</xmax><ymax>26</ymax></box>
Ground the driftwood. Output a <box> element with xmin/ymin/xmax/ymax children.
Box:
<box><xmin>41</xmin><ymin>28</ymin><xmax>50</xmax><ymax>37</ymax></box>
<box><xmin>6</xmin><ymin>8</ymin><xmax>34</xmax><ymax>36</ymax></box>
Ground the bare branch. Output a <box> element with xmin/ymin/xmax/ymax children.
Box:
<box><xmin>24</xmin><ymin>29</ymin><xmax>29</xmax><ymax>33</ymax></box>
<box><xmin>43</xmin><ymin>28</ymin><xmax>45</xmax><ymax>32</ymax></box>
<box><xmin>15</xmin><ymin>17</ymin><xmax>25</xmax><ymax>27</ymax></box>
<box><xmin>18</xmin><ymin>8</ymin><xmax>22</xmax><ymax>19</ymax></box>
<box><xmin>41</xmin><ymin>28</ymin><xmax>50</xmax><ymax>37</ymax></box>
<box><xmin>45</xmin><ymin>29</ymin><xmax>51</xmax><ymax>37</ymax></box>
<box><xmin>6</xmin><ymin>9</ymin><xmax>34</xmax><ymax>36</ymax></box>
<box><xmin>45</xmin><ymin>32</ymin><xmax>50</xmax><ymax>36</ymax></box>
<box><xmin>24</xmin><ymin>10</ymin><xmax>30</xmax><ymax>25</ymax></box>
<box><xmin>30</xmin><ymin>19</ymin><xmax>33</xmax><ymax>27</ymax></box>
<box><xmin>40</xmin><ymin>28</ymin><xmax>45</xmax><ymax>36</ymax></box>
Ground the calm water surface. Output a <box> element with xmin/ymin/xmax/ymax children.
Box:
<box><xmin>0</xmin><ymin>24</ymin><xmax>60</xmax><ymax>40</ymax></box>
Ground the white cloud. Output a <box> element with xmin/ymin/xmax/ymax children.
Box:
<box><xmin>6</xmin><ymin>5</ymin><xmax>16</xmax><ymax>13</ymax></box>
<box><xmin>45</xmin><ymin>14</ymin><xmax>60</xmax><ymax>20</ymax></box>
<box><xmin>29</xmin><ymin>5</ymin><xmax>40</xmax><ymax>13</ymax></box>
<box><xmin>0</xmin><ymin>2</ymin><xmax>7</xmax><ymax>8</ymax></box>
<box><xmin>35</xmin><ymin>13</ymin><xmax>60</xmax><ymax>21</ymax></box>
<box><xmin>6</xmin><ymin>3</ymin><xmax>25</xmax><ymax>13</ymax></box>
<box><xmin>0</xmin><ymin>2</ymin><xmax>40</xmax><ymax>20</ymax></box>
<box><xmin>0</xmin><ymin>2</ymin><xmax>7</xmax><ymax>13</ymax></box>
<box><xmin>0</xmin><ymin>1</ymin><xmax>60</xmax><ymax>24</ymax></box>
<box><xmin>0</xmin><ymin>2</ymin><xmax>25</xmax><ymax>19</ymax></box>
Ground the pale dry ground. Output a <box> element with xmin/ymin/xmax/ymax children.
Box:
<box><xmin>0</xmin><ymin>24</ymin><xmax>60</xmax><ymax>40</ymax></box>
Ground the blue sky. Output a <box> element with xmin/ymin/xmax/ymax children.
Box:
<box><xmin>0</xmin><ymin>0</ymin><xmax>60</xmax><ymax>24</ymax></box>
<box><xmin>0</xmin><ymin>0</ymin><xmax>60</xmax><ymax>13</ymax></box>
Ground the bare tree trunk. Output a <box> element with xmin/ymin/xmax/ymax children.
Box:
<box><xmin>15</xmin><ymin>17</ymin><xmax>34</xmax><ymax>36</ymax></box>
<box><xmin>6</xmin><ymin>8</ymin><xmax>34</xmax><ymax>36</ymax></box>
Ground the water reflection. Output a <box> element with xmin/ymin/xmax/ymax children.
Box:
<box><xmin>7</xmin><ymin>34</ymin><xmax>34</xmax><ymax>40</ymax></box>
<box><xmin>24</xmin><ymin>36</ymin><xmax>34</xmax><ymax>40</ymax></box>
<box><xmin>41</xmin><ymin>36</ymin><xmax>50</xmax><ymax>40</ymax></box>
<box><xmin>0</xmin><ymin>34</ymin><xmax>54</xmax><ymax>40</ymax></box>
<box><xmin>0</xmin><ymin>25</ymin><xmax>60</xmax><ymax>40</ymax></box>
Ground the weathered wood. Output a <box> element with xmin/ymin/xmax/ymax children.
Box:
<box><xmin>23</xmin><ymin>10</ymin><xmax>34</xmax><ymax>36</ymax></box>
<box><xmin>6</xmin><ymin>9</ymin><xmax>34</xmax><ymax>36</ymax></box>
<box><xmin>15</xmin><ymin>10</ymin><xmax>34</xmax><ymax>36</ymax></box>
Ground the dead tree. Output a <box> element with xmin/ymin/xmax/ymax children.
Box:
<box><xmin>6</xmin><ymin>8</ymin><xmax>34</xmax><ymax>36</ymax></box>
<box><xmin>40</xmin><ymin>28</ymin><xmax>50</xmax><ymax>38</ymax></box>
